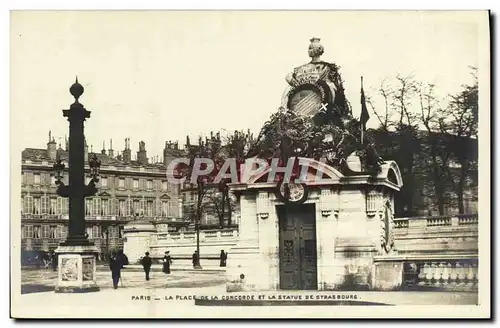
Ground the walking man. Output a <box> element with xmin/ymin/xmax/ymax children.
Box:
<box><xmin>109</xmin><ymin>251</ymin><xmax>123</xmax><ymax>289</ymax></box>
<box><xmin>141</xmin><ymin>252</ymin><xmax>152</xmax><ymax>281</ymax></box>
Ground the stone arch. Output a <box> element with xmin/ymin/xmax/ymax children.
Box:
<box><xmin>378</xmin><ymin>161</ymin><xmax>403</xmax><ymax>188</ymax></box>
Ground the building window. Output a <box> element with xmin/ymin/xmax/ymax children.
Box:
<box><xmin>119</xmin><ymin>178</ymin><xmax>125</xmax><ymax>189</ymax></box>
<box><xmin>85</xmin><ymin>199</ymin><xmax>92</xmax><ymax>215</ymax></box>
<box><xmin>33</xmin><ymin>225</ymin><xmax>41</xmax><ymax>239</ymax></box>
<box><xmin>139</xmin><ymin>179</ymin><xmax>146</xmax><ymax>190</ymax></box>
<box><xmin>57</xmin><ymin>225</ymin><xmax>67</xmax><ymax>240</ymax></box>
<box><xmin>34</xmin><ymin>174</ymin><xmax>41</xmax><ymax>185</ymax></box>
<box><xmin>133</xmin><ymin>179</ymin><xmax>139</xmax><ymax>190</ymax></box>
<box><xmin>50</xmin><ymin>198</ymin><xmax>56</xmax><ymax>215</ymax></box>
<box><xmin>119</xmin><ymin>200</ymin><xmax>126</xmax><ymax>216</ymax></box>
<box><xmin>40</xmin><ymin>196</ymin><xmax>50</xmax><ymax>214</ymax></box>
<box><xmin>41</xmin><ymin>225</ymin><xmax>50</xmax><ymax>238</ymax></box>
<box><xmin>49</xmin><ymin>226</ymin><xmax>57</xmax><ymax>239</ymax></box>
<box><xmin>146</xmin><ymin>200</ymin><xmax>153</xmax><ymax>217</ymax></box>
<box><xmin>24</xmin><ymin>225</ymin><xmax>33</xmax><ymax>238</ymax></box>
<box><xmin>162</xmin><ymin>181</ymin><xmax>168</xmax><ymax>191</ymax></box>
<box><xmin>23</xmin><ymin>195</ymin><xmax>33</xmax><ymax>214</ymax></box>
<box><xmin>147</xmin><ymin>180</ymin><xmax>153</xmax><ymax>191</ymax></box>
<box><xmin>102</xmin><ymin>199</ymin><xmax>109</xmax><ymax>216</ymax></box>
<box><xmin>56</xmin><ymin>197</ymin><xmax>68</xmax><ymax>215</ymax></box>
<box><xmin>108</xmin><ymin>226</ymin><xmax>117</xmax><ymax>238</ymax></box>
<box><xmin>93</xmin><ymin>197</ymin><xmax>101</xmax><ymax>216</ymax></box>
<box><xmin>33</xmin><ymin>198</ymin><xmax>41</xmax><ymax>215</ymax></box>
<box><xmin>126</xmin><ymin>198</ymin><xmax>133</xmax><ymax>216</ymax></box>
<box><xmin>101</xmin><ymin>177</ymin><xmax>108</xmax><ymax>188</ymax></box>
<box><xmin>133</xmin><ymin>200</ymin><xmax>140</xmax><ymax>215</ymax></box>
<box><xmin>42</xmin><ymin>173</ymin><xmax>50</xmax><ymax>185</ymax></box>
<box><xmin>92</xmin><ymin>226</ymin><xmax>100</xmax><ymax>238</ymax></box>
<box><xmin>162</xmin><ymin>201</ymin><xmax>170</xmax><ymax>217</ymax></box>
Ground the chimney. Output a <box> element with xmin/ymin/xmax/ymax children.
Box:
<box><xmin>137</xmin><ymin>141</ymin><xmax>148</xmax><ymax>165</ymax></box>
<box><xmin>122</xmin><ymin>138</ymin><xmax>131</xmax><ymax>162</ymax></box>
<box><xmin>101</xmin><ymin>140</ymin><xmax>106</xmax><ymax>155</ymax></box>
<box><xmin>84</xmin><ymin>137</ymin><xmax>89</xmax><ymax>162</ymax></box>
<box><xmin>47</xmin><ymin>130</ymin><xmax>57</xmax><ymax>160</ymax></box>
<box><xmin>163</xmin><ymin>141</ymin><xmax>173</xmax><ymax>166</ymax></box>
<box><xmin>108</xmin><ymin>139</ymin><xmax>114</xmax><ymax>158</ymax></box>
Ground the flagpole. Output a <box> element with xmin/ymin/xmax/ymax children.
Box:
<box><xmin>360</xmin><ymin>76</ymin><xmax>364</xmax><ymax>145</ymax></box>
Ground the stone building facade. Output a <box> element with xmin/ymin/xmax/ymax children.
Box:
<box><xmin>20</xmin><ymin>134</ymin><xmax>188</xmax><ymax>260</ymax></box>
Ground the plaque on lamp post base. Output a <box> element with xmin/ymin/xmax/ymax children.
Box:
<box><xmin>54</xmin><ymin>244</ymin><xmax>100</xmax><ymax>293</ymax></box>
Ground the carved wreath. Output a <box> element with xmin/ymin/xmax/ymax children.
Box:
<box><xmin>380</xmin><ymin>200</ymin><xmax>395</xmax><ymax>253</ymax></box>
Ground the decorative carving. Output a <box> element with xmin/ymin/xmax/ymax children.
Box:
<box><xmin>256</xmin><ymin>191</ymin><xmax>270</xmax><ymax>220</ymax></box>
<box><xmin>283</xmin><ymin>240</ymin><xmax>294</xmax><ymax>262</ymax></box>
<box><xmin>61</xmin><ymin>258</ymin><xmax>79</xmax><ymax>281</ymax></box>
<box><xmin>366</xmin><ymin>189</ymin><xmax>380</xmax><ymax>217</ymax></box>
<box><xmin>277</xmin><ymin>182</ymin><xmax>308</xmax><ymax>204</ymax></box>
<box><xmin>380</xmin><ymin>201</ymin><xmax>395</xmax><ymax>253</ymax></box>
<box><xmin>319</xmin><ymin>188</ymin><xmax>333</xmax><ymax>217</ymax></box>
<box><xmin>82</xmin><ymin>257</ymin><xmax>94</xmax><ymax>281</ymax></box>
<box><xmin>257</xmin><ymin>213</ymin><xmax>269</xmax><ymax>220</ymax></box>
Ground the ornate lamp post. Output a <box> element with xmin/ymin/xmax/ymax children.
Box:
<box><xmin>53</xmin><ymin>78</ymin><xmax>100</xmax><ymax>293</ymax></box>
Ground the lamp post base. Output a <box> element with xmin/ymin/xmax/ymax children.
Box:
<box><xmin>54</xmin><ymin>244</ymin><xmax>100</xmax><ymax>293</ymax></box>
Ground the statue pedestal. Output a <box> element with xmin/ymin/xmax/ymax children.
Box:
<box><xmin>54</xmin><ymin>244</ymin><xmax>100</xmax><ymax>293</ymax></box>
<box><xmin>122</xmin><ymin>220</ymin><xmax>156</xmax><ymax>264</ymax></box>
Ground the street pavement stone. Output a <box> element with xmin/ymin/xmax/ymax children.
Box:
<box><xmin>21</xmin><ymin>266</ymin><xmax>226</xmax><ymax>294</ymax></box>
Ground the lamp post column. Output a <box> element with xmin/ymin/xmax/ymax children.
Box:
<box><xmin>54</xmin><ymin>78</ymin><xmax>100</xmax><ymax>293</ymax></box>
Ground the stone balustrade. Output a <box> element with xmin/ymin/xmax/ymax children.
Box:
<box><xmin>149</xmin><ymin>228</ymin><xmax>239</xmax><ymax>258</ymax></box>
<box><xmin>402</xmin><ymin>257</ymin><xmax>479</xmax><ymax>291</ymax></box>
<box><xmin>394</xmin><ymin>213</ymin><xmax>478</xmax><ymax>230</ymax></box>
<box><xmin>156</xmin><ymin>229</ymin><xmax>239</xmax><ymax>243</ymax></box>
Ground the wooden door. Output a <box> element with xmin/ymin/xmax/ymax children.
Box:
<box><xmin>278</xmin><ymin>203</ymin><xmax>318</xmax><ymax>290</ymax></box>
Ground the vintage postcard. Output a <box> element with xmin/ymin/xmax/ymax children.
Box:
<box><xmin>10</xmin><ymin>10</ymin><xmax>490</xmax><ymax>319</ymax></box>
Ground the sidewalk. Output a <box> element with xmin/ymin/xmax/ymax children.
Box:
<box><xmin>13</xmin><ymin>286</ymin><xmax>479</xmax><ymax>319</ymax></box>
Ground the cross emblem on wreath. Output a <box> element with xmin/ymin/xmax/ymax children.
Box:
<box><xmin>320</xmin><ymin>103</ymin><xmax>328</xmax><ymax>112</ymax></box>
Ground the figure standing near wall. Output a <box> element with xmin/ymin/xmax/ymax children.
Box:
<box><xmin>162</xmin><ymin>251</ymin><xmax>172</xmax><ymax>274</ymax></box>
<box><xmin>141</xmin><ymin>252</ymin><xmax>152</xmax><ymax>281</ymax></box>
<box><xmin>219</xmin><ymin>250</ymin><xmax>227</xmax><ymax>267</ymax></box>
<box><xmin>192</xmin><ymin>250</ymin><xmax>200</xmax><ymax>269</ymax></box>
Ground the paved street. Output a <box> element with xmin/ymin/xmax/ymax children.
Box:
<box><xmin>21</xmin><ymin>265</ymin><xmax>226</xmax><ymax>294</ymax></box>
<box><xmin>16</xmin><ymin>266</ymin><xmax>480</xmax><ymax>319</ymax></box>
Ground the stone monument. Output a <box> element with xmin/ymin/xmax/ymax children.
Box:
<box><xmin>226</xmin><ymin>38</ymin><xmax>403</xmax><ymax>291</ymax></box>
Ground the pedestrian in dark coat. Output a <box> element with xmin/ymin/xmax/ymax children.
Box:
<box><xmin>162</xmin><ymin>251</ymin><xmax>172</xmax><ymax>274</ymax></box>
<box><xmin>109</xmin><ymin>251</ymin><xmax>123</xmax><ymax>289</ymax></box>
<box><xmin>141</xmin><ymin>252</ymin><xmax>152</xmax><ymax>281</ymax></box>
<box><xmin>192</xmin><ymin>250</ymin><xmax>199</xmax><ymax>269</ymax></box>
<box><xmin>219</xmin><ymin>250</ymin><xmax>227</xmax><ymax>267</ymax></box>
<box><xmin>51</xmin><ymin>250</ymin><xmax>58</xmax><ymax>271</ymax></box>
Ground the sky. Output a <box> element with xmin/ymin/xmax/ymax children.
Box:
<box><xmin>10</xmin><ymin>11</ymin><xmax>486</xmax><ymax>160</ymax></box>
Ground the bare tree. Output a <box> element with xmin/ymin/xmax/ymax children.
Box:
<box><xmin>417</xmin><ymin>82</ymin><xmax>450</xmax><ymax>214</ymax></box>
<box><xmin>366</xmin><ymin>78</ymin><xmax>393</xmax><ymax>131</ymax></box>
<box><xmin>438</xmin><ymin>67</ymin><xmax>478</xmax><ymax>214</ymax></box>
